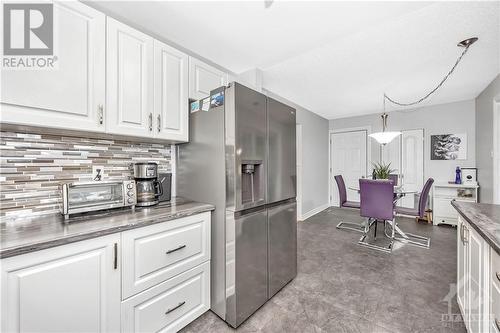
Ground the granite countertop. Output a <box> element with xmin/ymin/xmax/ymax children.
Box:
<box><xmin>0</xmin><ymin>197</ymin><xmax>214</xmax><ymax>259</ymax></box>
<box><xmin>452</xmin><ymin>201</ymin><xmax>500</xmax><ymax>255</ymax></box>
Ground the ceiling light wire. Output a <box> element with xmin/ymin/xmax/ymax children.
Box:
<box><xmin>384</xmin><ymin>38</ymin><xmax>477</xmax><ymax>107</ymax></box>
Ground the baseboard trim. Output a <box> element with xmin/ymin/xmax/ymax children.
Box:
<box><xmin>299</xmin><ymin>203</ymin><xmax>330</xmax><ymax>221</ymax></box>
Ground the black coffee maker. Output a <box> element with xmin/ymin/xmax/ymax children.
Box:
<box><xmin>133</xmin><ymin>162</ymin><xmax>162</xmax><ymax>207</ymax></box>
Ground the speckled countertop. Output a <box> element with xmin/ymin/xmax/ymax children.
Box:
<box><xmin>452</xmin><ymin>201</ymin><xmax>500</xmax><ymax>255</ymax></box>
<box><xmin>0</xmin><ymin>197</ymin><xmax>214</xmax><ymax>259</ymax></box>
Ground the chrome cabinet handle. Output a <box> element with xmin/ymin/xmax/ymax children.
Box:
<box><xmin>113</xmin><ymin>242</ymin><xmax>118</xmax><ymax>270</ymax></box>
<box><xmin>165</xmin><ymin>301</ymin><xmax>185</xmax><ymax>315</ymax></box>
<box><xmin>496</xmin><ymin>318</ymin><xmax>500</xmax><ymax>331</ymax></box>
<box><xmin>149</xmin><ymin>113</ymin><xmax>153</xmax><ymax>131</ymax></box>
<box><xmin>157</xmin><ymin>114</ymin><xmax>161</xmax><ymax>132</ymax></box>
<box><xmin>98</xmin><ymin>105</ymin><xmax>104</xmax><ymax>125</ymax></box>
<box><xmin>496</xmin><ymin>271</ymin><xmax>500</xmax><ymax>282</ymax></box>
<box><xmin>463</xmin><ymin>225</ymin><xmax>469</xmax><ymax>244</ymax></box>
<box><xmin>166</xmin><ymin>244</ymin><xmax>186</xmax><ymax>254</ymax></box>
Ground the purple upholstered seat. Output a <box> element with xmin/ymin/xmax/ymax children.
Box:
<box><xmin>334</xmin><ymin>175</ymin><xmax>360</xmax><ymax>209</ymax></box>
<box><xmin>359</xmin><ymin>179</ymin><xmax>394</xmax><ymax>221</ymax></box>
<box><xmin>396</xmin><ymin>178</ymin><xmax>434</xmax><ymax>217</ymax></box>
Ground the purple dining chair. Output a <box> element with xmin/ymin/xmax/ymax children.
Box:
<box><xmin>396</xmin><ymin>178</ymin><xmax>434</xmax><ymax>219</ymax></box>
<box><xmin>388</xmin><ymin>174</ymin><xmax>399</xmax><ymax>186</ymax></box>
<box><xmin>392</xmin><ymin>178</ymin><xmax>434</xmax><ymax>249</ymax></box>
<box><xmin>358</xmin><ymin>179</ymin><xmax>395</xmax><ymax>253</ymax></box>
<box><xmin>334</xmin><ymin>175</ymin><xmax>363</xmax><ymax>233</ymax></box>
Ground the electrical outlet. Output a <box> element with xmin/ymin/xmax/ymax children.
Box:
<box><xmin>92</xmin><ymin>166</ymin><xmax>104</xmax><ymax>181</ymax></box>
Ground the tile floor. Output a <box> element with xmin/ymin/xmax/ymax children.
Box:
<box><xmin>181</xmin><ymin>207</ymin><xmax>465</xmax><ymax>333</ymax></box>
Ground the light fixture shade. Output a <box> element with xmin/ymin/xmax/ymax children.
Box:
<box><xmin>369</xmin><ymin>131</ymin><xmax>401</xmax><ymax>145</ymax></box>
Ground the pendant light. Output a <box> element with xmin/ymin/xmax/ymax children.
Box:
<box><xmin>369</xmin><ymin>94</ymin><xmax>401</xmax><ymax>145</ymax></box>
<box><xmin>369</xmin><ymin>37</ymin><xmax>478</xmax><ymax>145</ymax></box>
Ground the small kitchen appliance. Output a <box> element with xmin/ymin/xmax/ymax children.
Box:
<box><xmin>133</xmin><ymin>162</ymin><xmax>162</xmax><ymax>207</ymax></box>
<box><xmin>461</xmin><ymin>167</ymin><xmax>477</xmax><ymax>185</ymax></box>
<box><xmin>61</xmin><ymin>180</ymin><xmax>136</xmax><ymax>220</ymax></box>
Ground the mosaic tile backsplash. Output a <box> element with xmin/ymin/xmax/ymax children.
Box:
<box><xmin>0</xmin><ymin>131</ymin><xmax>172</xmax><ymax>219</ymax></box>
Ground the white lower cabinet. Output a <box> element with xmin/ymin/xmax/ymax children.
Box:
<box><xmin>1</xmin><ymin>234</ymin><xmax>121</xmax><ymax>333</ymax></box>
<box><xmin>491</xmin><ymin>250</ymin><xmax>500</xmax><ymax>332</ymax></box>
<box><xmin>121</xmin><ymin>212</ymin><xmax>211</xmax><ymax>299</ymax></box>
<box><xmin>0</xmin><ymin>212</ymin><xmax>211</xmax><ymax>333</ymax></box>
<box><xmin>121</xmin><ymin>261</ymin><xmax>210</xmax><ymax>333</ymax></box>
<box><xmin>457</xmin><ymin>215</ymin><xmax>492</xmax><ymax>332</ymax></box>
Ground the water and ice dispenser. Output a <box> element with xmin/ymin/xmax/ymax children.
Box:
<box><xmin>241</xmin><ymin>160</ymin><xmax>264</xmax><ymax>205</ymax></box>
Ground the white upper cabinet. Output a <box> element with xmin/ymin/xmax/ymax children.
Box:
<box><xmin>1</xmin><ymin>235</ymin><xmax>121</xmax><ymax>333</ymax></box>
<box><xmin>154</xmin><ymin>41</ymin><xmax>189</xmax><ymax>142</ymax></box>
<box><xmin>189</xmin><ymin>57</ymin><xmax>228</xmax><ymax>100</ymax></box>
<box><xmin>0</xmin><ymin>1</ymin><xmax>106</xmax><ymax>132</ymax></box>
<box><xmin>106</xmin><ymin>17</ymin><xmax>154</xmax><ymax>137</ymax></box>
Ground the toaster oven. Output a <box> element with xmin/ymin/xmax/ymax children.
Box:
<box><xmin>61</xmin><ymin>180</ymin><xmax>136</xmax><ymax>220</ymax></box>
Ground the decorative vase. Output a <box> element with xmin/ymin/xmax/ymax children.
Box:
<box><xmin>455</xmin><ymin>166</ymin><xmax>462</xmax><ymax>184</ymax></box>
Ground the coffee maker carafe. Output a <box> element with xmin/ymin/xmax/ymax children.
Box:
<box><xmin>133</xmin><ymin>162</ymin><xmax>162</xmax><ymax>207</ymax></box>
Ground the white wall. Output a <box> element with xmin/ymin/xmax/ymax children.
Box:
<box><xmin>476</xmin><ymin>74</ymin><xmax>500</xmax><ymax>203</ymax></box>
<box><xmin>264</xmin><ymin>89</ymin><xmax>330</xmax><ymax>218</ymax></box>
<box><xmin>329</xmin><ymin>100</ymin><xmax>476</xmax><ymax>184</ymax></box>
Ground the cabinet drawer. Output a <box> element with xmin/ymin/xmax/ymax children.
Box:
<box><xmin>121</xmin><ymin>261</ymin><xmax>210</xmax><ymax>333</ymax></box>
<box><xmin>122</xmin><ymin>212</ymin><xmax>210</xmax><ymax>299</ymax></box>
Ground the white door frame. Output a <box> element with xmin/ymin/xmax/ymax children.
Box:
<box><xmin>296</xmin><ymin>124</ymin><xmax>303</xmax><ymax>219</ymax></box>
<box><xmin>494</xmin><ymin>97</ymin><xmax>500</xmax><ymax>204</ymax></box>
<box><xmin>328</xmin><ymin>126</ymin><xmax>372</xmax><ymax>206</ymax></box>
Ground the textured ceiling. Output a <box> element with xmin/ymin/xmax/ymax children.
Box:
<box><xmin>87</xmin><ymin>1</ymin><xmax>500</xmax><ymax>119</ymax></box>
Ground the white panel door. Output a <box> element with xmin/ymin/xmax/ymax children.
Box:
<box><xmin>188</xmin><ymin>57</ymin><xmax>228</xmax><ymax>100</ymax></box>
<box><xmin>154</xmin><ymin>40</ymin><xmax>189</xmax><ymax>142</ymax></box>
<box><xmin>400</xmin><ymin>129</ymin><xmax>424</xmax><ymax>208</ymax></box>
<box><xmin>1</xmin><ymin>1</ymin><xmax>105</xmax><ymax>132</ymax></box>
<box><xmin>382</xmin><ymin>135</ymin><xmax>401</xmax><ymax>175</ymax></box>
<box><xmin>107</xmin><ymin>17</ymin><xmax>154</xmax><ymax>137</ymax></box>
<box><xmin>1</xmin><ymin>235</ymin><xmax>121</xmax><ymax>333</ymax></box>
<box><xmin>331</xmin><ymin>130</ymin><xmax>367</xmax><ymax>205</ymax></box>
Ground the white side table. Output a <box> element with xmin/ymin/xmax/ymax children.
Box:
<box><xmin>432</xmin><ymin>183</ymin><xmax>479</xmax><ymax>226</ymax></box>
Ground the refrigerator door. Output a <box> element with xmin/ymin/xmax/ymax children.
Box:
<box><xmin>233</xmin><ymin>83</ymin><xmax>268</xmax><ymax>211</ymax></box>
<box><xmin>268</xmin><ymin>200</ymin><xmax>297</xmax><ymax>298</ymax></box>
<box><xmin>226</xmin><ymin>207</ymin><xmax>268</xmax><ymax>328</ymax></box>
<box><xmin>267</xmin><ymin>98</ymin><xmax>296</xmax><ymax>203</ymax></box>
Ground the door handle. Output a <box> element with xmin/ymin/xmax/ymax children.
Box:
<box><xmin>165</xmin><ymin>301</ymin><xmax>185</xmax><ymax>315</ymax></box>
<box><xmin>113</xmin><ymin>242</ymin><xmax>118</xmax><ymax>269</ymax></box>
<box><xmin>166</xmin><ymin>244</ymin><xmax>186</xmax><ymax>254</ymax></box>
<box><xmin>98</xmin><ymin>105</ymin><xmax>104</xmax><ymax>125</ymax></box>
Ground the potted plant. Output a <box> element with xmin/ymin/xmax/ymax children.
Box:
<box><xmin>372</xmin><ymin>162</ymin><xmax>395</xmax><ymax>180</ymax></box>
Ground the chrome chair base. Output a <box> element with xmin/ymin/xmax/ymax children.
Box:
<box><xmin>357</xmin><ymin>219</ymin><xmax>394</xmax><ymax>253</ymax></box>
<box><xmin>385</xmin><ymin>221</ymin><xmax>431</xmax><ymax>249</ymax></box>
<box><xmin>336</xmin><ymin>221</ymin><xmax>365</xmax><ymax>233</ymax></box>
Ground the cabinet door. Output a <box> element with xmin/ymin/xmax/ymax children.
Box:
<box><xmin>1</xmin><ymin>235</ymin><xmax>121</xmax><ymax>333</ymax></box>
<box><xmin>154</xmin><ymin>40</ymin><xmax>189</xmax><ymax>142</ymax></box>
<box><xmin>1</xmin><ymin>1</ymin><xmax>105</xmax><ymax>132</ymax></box>
<box><xmin>106</xmin><ymin>17</ymin><xmax>154</xmax><ymax>137</ymax></box>
<box><xmin>468</xmin><ymin>223</ymin><xmax>485</xmax><ymax>333</ymax></box>
<box><xmin>188</xmin><ymin>57</ymin><xmax>228</xmax><ymax>100</ymax></box>
<box><xmin>457</xmin><ymin>216</ymin><xmax>467</xmax><ymax>316</ymax></box>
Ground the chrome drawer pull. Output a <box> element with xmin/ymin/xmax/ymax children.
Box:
<box><xmin>166</xmin><ymin>244</ymin><xmax>186</xmax><ymax>254</ymax></box>
<box><xmin>165</xmin><ymin>301</ymin><xmax>186</xmax><ymax>315</ymax></box>
<box><xmin>496</xmin><ymin>318</ymin><xmax>500</xmax><ymax>331</ymax></box>
<box><xmin>496</xmin><ymin>271</ymin><xmax>500</xmax><ymax>282</ymax></box>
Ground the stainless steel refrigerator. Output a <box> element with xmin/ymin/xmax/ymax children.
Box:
<box><xmin>177</xmin><ymin>82</ymin><xmax>297</xmax><ymax>328</ymax></box>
